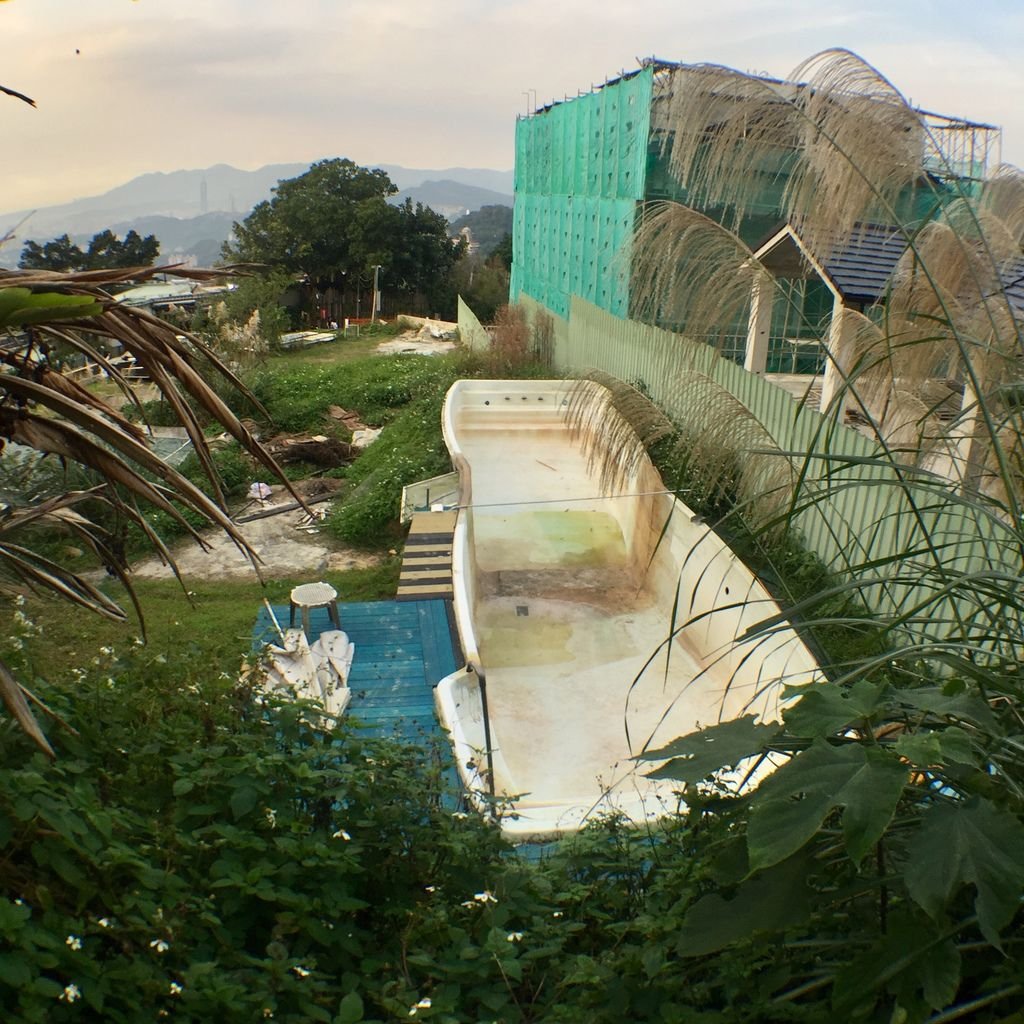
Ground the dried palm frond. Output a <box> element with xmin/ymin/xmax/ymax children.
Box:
<box><xmin>0</xmin><ymin>265</ymin><xmax>303</xmax><ymax>756</ymax></box>
<box><xmin>0</xmin><ymin>82</ymin><xmax>35</xmax><ymax>108</ymax></box>
<box><xmin>564</xmin><ymin>373</ymin><xmax>674</xmax><ymax>494</ymax></box>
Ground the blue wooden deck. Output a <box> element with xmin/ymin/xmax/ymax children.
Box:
<box><xmin>254</xmin><ymin>598</ymin><xmax>460</xmax><ymax>742</ymax></box>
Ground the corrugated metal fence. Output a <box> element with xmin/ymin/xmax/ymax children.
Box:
<box><xmin>515</xmin><ymin>294</ymin><xmax>1020</xmax><ymax>643</ymax></box>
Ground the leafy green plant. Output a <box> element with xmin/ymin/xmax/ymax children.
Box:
<box><xmin>0</xmin><ymin>640</ymin><xmax>508</xmax><ymax>1023</ymax></box>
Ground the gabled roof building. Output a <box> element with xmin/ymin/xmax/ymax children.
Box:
<box><xmin>510</xmin><ymin>58</ymin><xmax>1002</xmax><ymax>397</ymax></box>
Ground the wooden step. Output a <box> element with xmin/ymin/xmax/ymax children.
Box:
<box><xmin>396</xmin><ymin>583</ymin><xmax>454</xmax><ymax>599</ymax></box>
<box><xmin>397</xmin><ymin>511</ymin><xmax>458</xmax><ymax>602</ymax></box>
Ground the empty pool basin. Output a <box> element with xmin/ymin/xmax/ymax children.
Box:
<box><xmin>434</xmin><ymin>379</ymin><xmax>820</xmax><ymax>840</ymax></box>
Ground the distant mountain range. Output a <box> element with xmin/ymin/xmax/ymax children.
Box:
<box><xmin>0</xmin><ymin>161</ymin><xmax>513</xmax><ymax>268</ymax></box>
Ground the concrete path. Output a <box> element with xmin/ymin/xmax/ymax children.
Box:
<box><xmin>130</xmin><ymin>499</ymin><xmax>383</xmax><ymax>581</ymax></box>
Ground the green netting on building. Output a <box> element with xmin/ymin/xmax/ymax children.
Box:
<box><xmin>511</xmin><ymin>69</ymin><xmax>653</xmax><ymax>319</ymax></box>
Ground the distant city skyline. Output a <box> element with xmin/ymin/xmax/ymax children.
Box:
<box><xmin>2</xmin><ymin>0</ymin><xmax>1021</xmax><ymax>212</ymax></box>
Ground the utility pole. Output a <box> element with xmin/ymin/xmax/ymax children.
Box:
<box><xmin>371</xmin><ymin>264</ymin><xmax>382</xmax><ymax>322</ymax></box>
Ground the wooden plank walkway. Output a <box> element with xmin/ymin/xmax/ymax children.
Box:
<box><xmin>254</xmin><ymin>598</ymin><xmax>459</xmax><ymax>742</ymax></box>
<box><xmin>397</xmin><ymin>510</ymin><xmax>457</xmax><ymax>601</ymax></box>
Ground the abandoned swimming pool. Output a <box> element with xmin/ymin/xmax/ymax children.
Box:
<box><xmin>434</xmin><ymin>379</ymin><xmax>821</xmax><ymax>840</ymax></box>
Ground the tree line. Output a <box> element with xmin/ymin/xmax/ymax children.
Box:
<box><xmin>20</xmin><ymin>229</ymin><xmax>160</xmax><ymax>272</ymax></box>
<box><xmin>20</xmin><ymin>158</ymin><xmax>512</xmax><ymax>323</ymax></box>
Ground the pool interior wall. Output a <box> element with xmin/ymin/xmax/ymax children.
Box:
<box><xmin>435</xmin><ymin>379</ymin><xmax>820</xmax><ymax>840</ymax></box>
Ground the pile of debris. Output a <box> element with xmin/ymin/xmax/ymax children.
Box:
<box><xmin>266</xmin><ymin>434</ymin><xmax>355</xmax><ymax>467</ymax></box>
<box><xmin>376</xmin><ymin>320</ymin><xmax>458</xmax><ymax>357</ymax></box>
<box><xmin>327</xmin><ymin>405</ymin><xmax>383</xmax><ymax>449</ymax></box>
<box><xmin>263</xmin><ymin>405</ymin><xmax>381</xmax><ymax>469</ymax></box>
<box><xmin>253</xmin><ymin>600</ymin><xmax>355</xmax><ymax>717</ymax></box>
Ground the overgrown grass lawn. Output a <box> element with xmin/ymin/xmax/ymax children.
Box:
<box><xmin>19</xmin><ymin>562</ymin><xmax>401</xmax><ymax>674</ymax></box>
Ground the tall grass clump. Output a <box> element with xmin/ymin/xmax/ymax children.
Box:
<box><xmin>614</xmin><ymin>49</ymin><xmax>1024</xmax><ymax>1020</ymax></box>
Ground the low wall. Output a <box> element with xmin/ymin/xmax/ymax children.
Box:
<box><xmin>395</xmin><ymin>314</ymin><xmax>458</xmax><ymax>332</ymax></box>
<box><xmin>456</xmin><ymin>297</ymin><xmax>491</xmax><ymax>354</ymax></box>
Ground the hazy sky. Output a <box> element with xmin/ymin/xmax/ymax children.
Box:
<box><xmin>2</xmin><ymin>0</ymin><xmax>1021</xmax><ymax>213</ymax></box>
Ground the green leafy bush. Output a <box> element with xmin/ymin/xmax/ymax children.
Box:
<box><xmin>325</xmin><ymin>394</ymin><xmax>453</xmax><ymax>548</ymax></box>
<box><xmin>2</xmin><ymin>619</ymin><xmax>1022</xmax><ymax>1021</ymax></box>
<box><xmin>0</xmin><ymin>644</ymin><xmax>508</xmax><ymax>1023</ymax></box>
<box><xmin>121</xmin><ymin>399</ymin><xmax>188</xmax><ymax>428</ymax></box>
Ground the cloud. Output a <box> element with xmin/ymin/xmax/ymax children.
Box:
<box><xmin>0</xmin><ymin>0</ymin><xmax>1020</xmax><ymax>213</ymax></box>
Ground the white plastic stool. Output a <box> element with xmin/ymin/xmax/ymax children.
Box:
<box><xmin>289</xmin><ymin>581</ymin><xmax>341</xmax><ymax>636</ymax></box>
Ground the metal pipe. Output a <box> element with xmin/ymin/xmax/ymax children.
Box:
<box><xmin>469</xmin><ymin>664</ymin><xmax>497</xmax><ymax>810</ymax></box>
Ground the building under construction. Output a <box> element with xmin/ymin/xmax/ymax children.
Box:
<box><xmin>510</xmin><ymin>57</ymin><xmax>1003</xmax><ymax>375</ymax></box>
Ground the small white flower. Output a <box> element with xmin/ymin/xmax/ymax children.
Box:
<box><xmin>291</xmin><ymin>965</ymin><xmax>310</xmax><ymax>978</ymax></box>
<box><xmin>169</xmin><ymin>981</ymin><xmax>183</xmax><ymax>996</ymax></box>
<box><xmin>15</xmin><ymin>594</ymin><xmax>25</xmax><ymax>607</ymax></box>
<box><xmin>264</xmin><ymin>808</ymin><xmax>277</xmax><ymax>828</ymax></box>
<box><xmin>424</xmin><ymin>885</ymin><xmax>437</xmax><ymax>893</ymax></box>
<box><xmin>14</xmin><ymin>898</ymin><xmax>24</xmax><ymax>906</ymax></box>
<box><xmin>59</xmin><ymin>983</ymin><xmax>81</xmax><ymax>1003</ymax></box>
<box><xmin>99</xmin><ymin>646</ymin><xmax>113</xmax><ymax>656</ymax></box>
<box><xmin>451</xmin><ymin>811</ymin><xmax>468</xmax><ymax>820</ymax></box>
<box><xmin>460</xmin><ymin>900</ymin><xmax>476</xmax><ymax>908</ymax></box>
<box><xmin>97</xmin><ymin>917</ymin><xmax>112</xmax><ymax>929</ymax></box>
<box><xmin>506</xmin><ymin>931</ymin><xmax>524</xmax><ymax>942</ymax></box>
<box><xmin>8</xmin><ymin>636</ymin><xmax>23</xmax><ymax>651</ymax></box>
<box><xmin>552</xmin><ymin>911</ymin><xmax>563</xmax><ymax>918</ymax></box>
<box><xmin>66</xmin><ymin>935</ymin><xmax>82</xmax><ymax>951</ymax></box>
<box><xmin>262</xmin><ymin>1010</ymin><xmax>274</xmax><ymax>1019</ymax></box>
<box><xmin>149</xmin><ymin>939</ymin><xmax>169</xmax><ymax>953</ymax></box>
<box><xmin>133</xmin><ymin>636</ymin><xmax>145</xmax><ymax>647</ymax></box>
<box><xmin>332</xmin><ymin>828</ymin><xmax>351</xmax><ymax>841</ymax></box>
<box><xmin>473</xmin><ymin>891</ymin><xmax>497</xmax><ymax>904</ymax></box>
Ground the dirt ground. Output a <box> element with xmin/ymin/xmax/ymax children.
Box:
<box><xmin>130</xmin><ymin>481</ymin><xmax>384</xmax><ymax>581</ymax></box>
<box><xmin>127</xmin><ymin>328</ymin><xmax>444</xmax><ymax>582</ymax></box>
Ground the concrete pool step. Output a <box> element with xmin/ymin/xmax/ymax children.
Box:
<box><xmin>397</xmin><ymin>510</ymin><xmax>457</xmax><ymax>602</ymax></box>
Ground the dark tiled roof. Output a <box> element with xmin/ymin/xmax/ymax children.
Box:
<box><xmin>821</xmin><ymin>225</ymin><xmax>907</xmax><ymax>304</ymax></box>
<box><xmin>823</xmin><ymin>226</ymin><xmax>1024</xmax><ymax>319</ymax></box>
<box><xmin>999</xmin><ymin>258</ymin><xmax>1024</xmax><ymax>318</ymax></box>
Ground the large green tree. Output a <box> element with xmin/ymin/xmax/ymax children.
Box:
<box><xmin>19</xmin><ymin>229</ymin><xmax>160</xmax><ymax>272</ymax></box>
<box><xmin>223</xmin><ymin>158</ymin><xmax>462</xmax><ymax>315</ymax></box>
